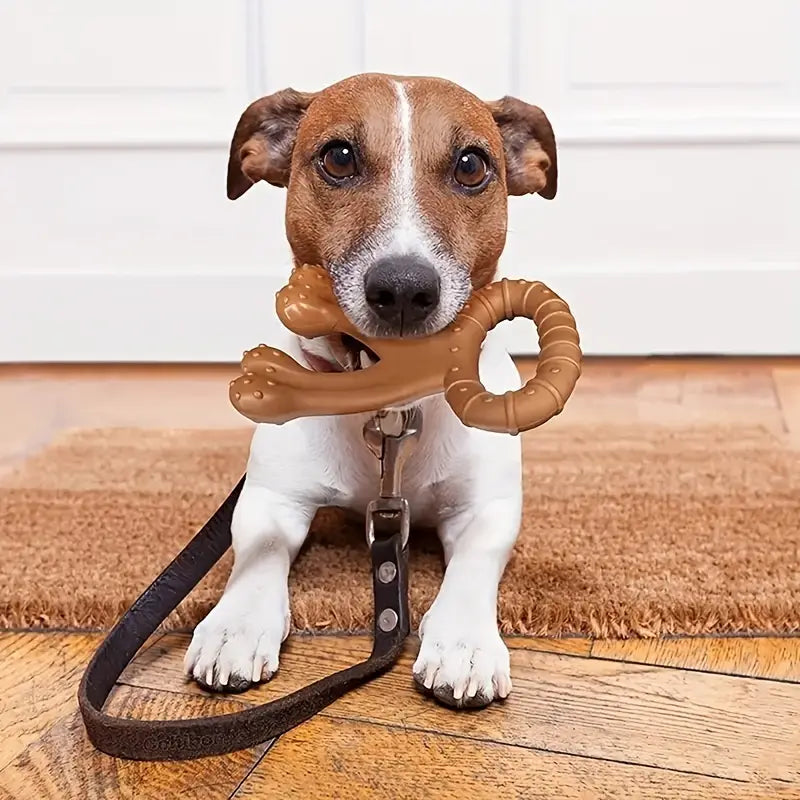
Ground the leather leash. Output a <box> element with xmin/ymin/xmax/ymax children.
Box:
<box><xmin>78</xmin><ymin>409</ymin><xmax>420</xmax><ymax>761</ymax></box>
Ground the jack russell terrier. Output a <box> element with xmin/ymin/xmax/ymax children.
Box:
<box><xmin>184</xmin><ymin>73</ymin><xmax>557</xmax><ymax>708</ymax></box>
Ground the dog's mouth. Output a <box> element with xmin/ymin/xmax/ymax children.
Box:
<box><xmin>298</xmin><ymin>333</ymin><xmax>381</xmax><ymax>374</ymax></box>
<box><xmin>339</xmin><ymin>334</ymin><xmax>380</xmax><ymax>371</ymax></box>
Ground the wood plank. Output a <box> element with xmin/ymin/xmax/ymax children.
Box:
<box><xmin>0</xmin><ymin>365</ymin><xmax>250</xmax><ymax>448</ymax></box>
<box><xmin>0</xmin><ymin>685</ymin><xmax>268</xmax><ymax>800</ymax></box>
<box><xmin>0</xmin><ymin>363</ymin><xmax>237</xmax><ymax>380</ymax></box>
<box><xmin>120</xmin><ymin>634</ymin><xmax>591</xmax><ymax>690</ymax></box>
<box><xmin>670</xmin><ymin>359</ymin><xmax>785</xmax><ymax>431</ymax></box>
<box><xmin>505</xmin><ymin>636</ymin><xmax>592</xmax><ymax>656</ymax></box>
<box><xmin>234</xmin><ymin>714</ymin><xmax>789</xmax><ymax>800</ymax></box>
<box><xmin>773</xmin><ymin>367</ymin><xmax>800</xmax><ymax>446</ymax></box>
<box><xmin>3</xmin><ymin>360</ymin><xmax>796</xmax><ymax>458</ymax></box>
<box><xmin>0</xmin><ymin>382</ymin><xmax>62</xmax><ymax>477</ymax></box>
<box><xmin>518</xmin><ymin>357</ymin><xmax>682</xmax><ymax>401</ymax></box>
<box><xmin>591</xmin><ymin>637</ymin><xmax>800</xmax><ymax>681</ymax></box>
<box><xmin>0</xmin><ymin>633</ymin><xmax>102</xmax><ymax>771</ymax></box>
<box><xmin>120</xmin><ymin>633</ymin><xmax>800</xmax><ymax>783</ymax></box>
<box><xmin>530</xmin><ymin>357</ymin><xmax>786</xmax><ymax>430</ymax></box>
<box><xmin>120</xmin><ymin>632</ymin><xmax>368</xmax><ymax>695</ymax></box>
<box><xmin>680</xmin><ymin>364</ymin><xmax>779</xmax><ymax>409</ymax></box>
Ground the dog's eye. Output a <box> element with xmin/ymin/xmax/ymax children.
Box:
<box><xmin>320</xmin><ymin>141</ymin><xmax>357</xmax><ymax>181</ymax></box>
<box><xmin>454</xmin><ymin>149</ymin><xmax>489</xmax><ymax>189</ymax></box>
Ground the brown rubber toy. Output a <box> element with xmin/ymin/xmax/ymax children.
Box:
<box><xmin>230</xmin><ymin>265</ymin><xmax>581</xmax><ymax>435</ymax></box>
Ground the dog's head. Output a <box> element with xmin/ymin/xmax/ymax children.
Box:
<box><xmin>227</xmin><ymin>73</ymin><xmax>557</xmax><ymax>339</ymax></box>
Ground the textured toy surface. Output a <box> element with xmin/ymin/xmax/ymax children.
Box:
<box><xmin>230</xmin><ymin>265</ymin><xmax>582</xmax><ymax>434</ymax></box>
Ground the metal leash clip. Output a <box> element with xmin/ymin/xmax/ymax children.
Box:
<box><xmin>362</xmin><ymin>407</ymin><xmax>422</xmax><ymax>551</ymax></box>
<box><xmin>362</xmin><ymin>407</ymin><xmax>421</xmax><ymax>634</ymax></box>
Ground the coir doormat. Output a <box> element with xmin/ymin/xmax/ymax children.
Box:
<box><xmin>1</xmin><ymin>425</ymin><xmax>798</xmax><ymax>637</ymax></box>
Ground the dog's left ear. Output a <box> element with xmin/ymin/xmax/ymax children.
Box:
<box><xmin>487</xmin><ymin>97</ymin><xmax>558</xmax><ymax>199</ymax></box>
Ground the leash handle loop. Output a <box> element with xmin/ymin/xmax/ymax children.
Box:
<box><xmin>78</xmin><ymin>477</ymin><xmax>410</xmax><ymax>761</ymax></box>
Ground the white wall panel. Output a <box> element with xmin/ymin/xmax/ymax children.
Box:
<box><xmin>503</xmin><ymin>143</ymin><xmax>799</xmax><ymax>271</ymax></box>
<box><xmin>0</xmin><ymin>0</ymin><xmax>797</xmax><ymax>360</ymax></box>
<box><xmin>258</xmin><ymin>0</ymin><xmax>364</xmax><ymax>93</ymax></box>
<box><xmin>0</xmin><ymin>0</ymin><xmax>253</xmax><ymax>145</ymax></box>
<box><xmin>505</xmin><ymin>0</ymin><xmax>800</xmax><ymax>355</ymax></box>
<box><xmin>517</xmin><ymin>0</ymin><xmax>800</xmax><ymax>141</ymax></box>
<box><xmin>362</xmin><ymin>0</ymin><xmax>514</xmax><ymax>98</ymax></box>
<box><xmin>0</xmin><ymin>149</ymin><xmax>288</xmax><ymax>275</ymax></box>
<box><xmin>566</xmin><ymin>2</ymin><xmax>794</xmax><ymax>88</ymax></box>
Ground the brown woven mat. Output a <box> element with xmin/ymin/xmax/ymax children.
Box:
<box><xmin>1</xmin><ymin>425</ymin><xmax>798</xmax><ymax>637</ymax></box>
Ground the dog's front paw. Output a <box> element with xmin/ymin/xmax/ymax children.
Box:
<box><xmin>183</xmin><ymin>595</ymin><xmax>290</xmax><ymax>693</ymax></box>
<box><xmin>412</xmin><ymin>609</ymin><xmax>512</xmax><ymax>709</ymax></box>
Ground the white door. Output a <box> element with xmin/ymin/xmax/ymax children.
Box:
<box><xmin>1</xmin><ymin>0</ymin><xmax>798</xmax><ymax>360</ymax></box>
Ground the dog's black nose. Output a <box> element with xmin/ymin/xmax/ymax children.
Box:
<box><xmin>364</xmin><ymin>255</ymin><xmax>441</xmax><ymax>329</ymax></box>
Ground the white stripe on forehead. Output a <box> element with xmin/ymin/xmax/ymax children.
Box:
<box><xmin>388</xmin><ymin>79</ymin><xmax>430</xmax><ymax>256</ymax></box>
<box><xmin>328</xmin><ymin>78</ymin><xmax>472</xmax><ymax>336</ymax></box>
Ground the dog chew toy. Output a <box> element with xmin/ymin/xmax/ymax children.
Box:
<box><xmin>231</xmin><ymin>265</ymin><xmax>582</xmax><ymax>434</ymax></box>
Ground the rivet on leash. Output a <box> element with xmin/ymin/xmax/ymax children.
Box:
<box><xmin>378</xmin><ymin>608</ymin><xmax>398</xmax><ymax>632</ymax></box>
<box><xmin>377</xmin><ymin>561</ymin><xmax>397</xmax><ymax>583</ymax></box>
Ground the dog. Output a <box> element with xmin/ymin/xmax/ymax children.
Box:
<box><xmin>184</xmin><ymin>73</ymin><xmax>557</xmax><ymax>708</ymax></box>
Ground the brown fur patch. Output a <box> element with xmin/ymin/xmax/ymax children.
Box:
<box><xmin>406</xmin><ymin>79</ymin><xmax>509</xmax><ymax>288</ymax></box>
<box><xmin>285</xmin><ymin>75</ymin><xmax>398</xmax><ymax>268</ymax></box>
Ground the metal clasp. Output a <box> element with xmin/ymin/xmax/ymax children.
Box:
<box><xmin>363</xmin><ymin>408</ymin><xmax>422</xmax><ymax>548</ymax></box>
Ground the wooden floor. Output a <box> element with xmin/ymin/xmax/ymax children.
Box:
<box><xmin>1</xmin><ymin>357</ymin><xmax>799</xmax><ymax>799</ymax></box>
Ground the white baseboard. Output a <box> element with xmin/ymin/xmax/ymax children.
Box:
<box><xmin>1</xmin><ymin>267</ymin><xmax>798</xmax><ymax>361</ymax></box>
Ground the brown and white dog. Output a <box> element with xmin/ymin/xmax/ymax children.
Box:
<box><xmin>185</xmin><ymin>73</ymin><xmax>557</xmax><ymax>707</ymax></box>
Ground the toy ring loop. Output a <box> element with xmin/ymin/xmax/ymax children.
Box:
<box><xmin>442</xmin><ymin>279</ymin><xmax>581</xmax><ymax>434</ymax></box>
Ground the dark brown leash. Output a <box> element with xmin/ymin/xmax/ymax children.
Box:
<box><xmin>78</xmin><ymin>410</ymin><xmax>420</xmax><ymax>761</ymax></box>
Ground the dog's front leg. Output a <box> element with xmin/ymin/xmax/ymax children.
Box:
<box><xmin>184</xmin><ymin>479</ymin><xmax>317</xmax><ymax>692</ymax></box>
<box><xmin>413</xmin><ymin>493</ymin><xmax>521</xmax><ymax>708</ymax></box>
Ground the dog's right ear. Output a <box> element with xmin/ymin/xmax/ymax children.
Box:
<box><xmin>226</xmin><ymin>89</ymin><xmax>317</xmax><ymax>200</ymax></box>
